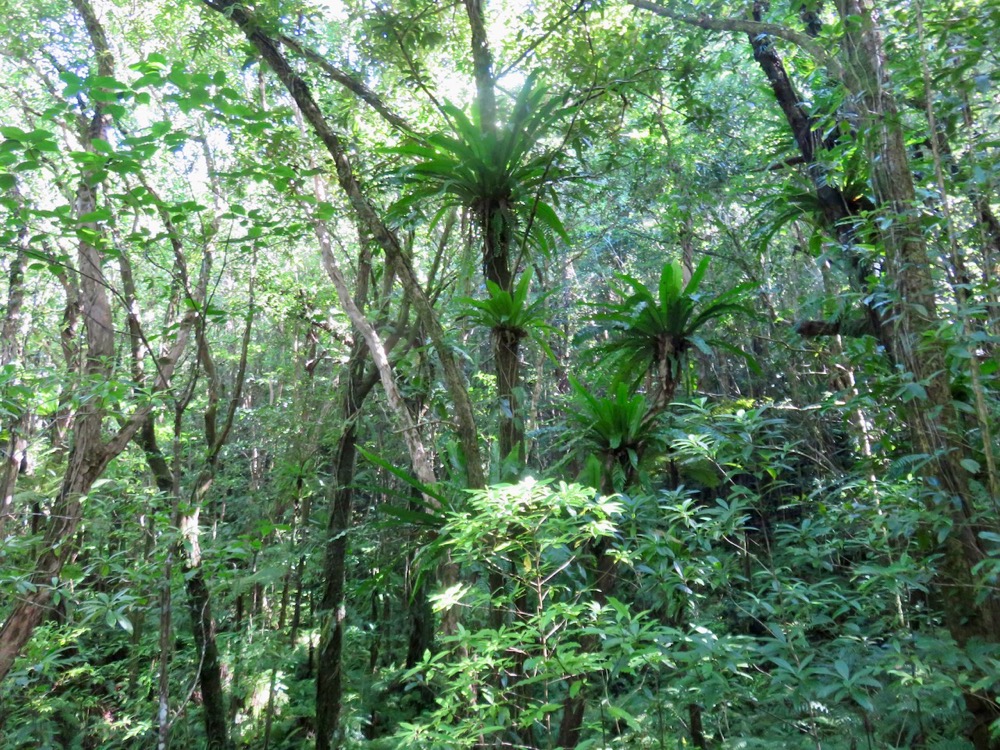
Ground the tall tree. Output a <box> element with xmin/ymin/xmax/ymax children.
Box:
<box><xmin>0</xmin><ymin>0</ymin><xmax>194</xmax><ymax>682</ymax></box>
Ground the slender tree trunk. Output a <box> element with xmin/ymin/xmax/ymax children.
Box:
<box><xmin>184</xmin><ymin>544</ymin><xmax>231</xmax><ymax>750</ymax></box>
<box><xmin>316</xmin><ymin>342</ymin><xmax>369</xmax><ymax>750</ymax></box>
<box><xmin>178</xmin><ymin>446</ymin><xmax>233</xmax><ymax>747</ymax></box>
<box><xmin>140</xmin><ymin>238</ymin><xmax>250</xmax><ymax>750</ymax></box>
<box><xmin>180</xmin><ymin>518</ymin><xmax>226</xmax><ymax>747</ymax></box>
<box><xmin>181</xmin><ymin>262</ymin><xmax>254</xmax><ymax>750</ymax></box>
<box><xmin>688</xmin><ymin>702</ymin><xmax>707</xmax><ymax>749</ymax></box>
<box><xmin>404</xmin><ymin>554</ymin><xmax>434</xmax><ymax>669</ymax></box>
<box><xmin>0</xmin><ymin>205</ymin><xmax>28</xmax><ymax>536</ymax></box>
<box><xmin>157</xmin><ymin>527</ymin><xmax>175</xmax><ymax>750</ymax></box>
<box><xmin>289</xmin><ymin>448</ymin><xmax>315</xmax><ymax>648</ymax></box>
<box><xmin>297</xmin><ymin>103</ymin><xmax>424</xmax><ymax>745</ymax></box>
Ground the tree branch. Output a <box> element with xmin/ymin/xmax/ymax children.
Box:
<box><xmin>203</xmin><ymin>0</ymin><xmax>486</xmax><ymax>490</ymax></box>
<box><xmin>276</xmin><ymin>33</ymin><xmax>412</xmax><ymax>133</ymax></box>
<box><xmin>627</xmin><ymin>0</ymin><xmax>844</xmax><ymax>81</ymax></box>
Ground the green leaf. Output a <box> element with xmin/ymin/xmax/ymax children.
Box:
<box><xmin>379</xmin><ymin>504</ymin><xmax>442</xmax><ymax>529</ymax></box>
<box><xmin>960</xmin><ymin>458</ymin><xmax>981</xmax><ymax>473</ymax></box>
<box><xmin>834</xmin><ymin>659</ymin><xmax>850</xmax><ymax>680</ymax></box>
<box><xmin>59</xmin><ymin>71</ymin><xmax>85</xmax><ymax>96</ymax></box>
<box><xmin>685</xmin><ymin>257</ymin><xmax>710</xmax><ymax>295</ymax></box>
<box><xmin>530</xmin><ymin>200</ymin><xmax>569</xmax><ymax>244</ymax></box>
<box><xmin>357</xmin><ymin>446</ymin><xmax>447</xmax><ymax>508</ymax></box>
<box><xmin>61</xmin><ymin>564</ymin><xmax>85</xmax><ymax>582</ymax></box>
<box><xmin>78</xmin><ymin>208</ymin><xmax>112</xmax><ymax>223</ymax></box>
<box><xmin>90</xmin><ymin>75</ymin><xmax>129</xmax><ymax>92</ymax></box>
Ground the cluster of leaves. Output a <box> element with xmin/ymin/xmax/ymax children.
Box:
<box><xmin>387</xmin><ymin>72</ymin><xmax>572</xmax><ymax>252</ymax></box>
<box><xmin>393</xmin><ymin>408</ymin><xmax>999</xmax><ymax>748</ymax></box>
<box><xmin>592</xmin><ymin>258</ymin><xmax>758</xmax><ymax>394</ymax></box>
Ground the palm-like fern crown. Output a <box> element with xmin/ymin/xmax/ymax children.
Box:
<box><xmin>593</xmin><ymin>258</ymin><xmax>759</xmax><ymax>396</ymax></box>
<box><xmin>386</xmin><ymin>73</ymin><xmax>572</xmax><ymax>248</ymax></box>
<box><xmin>458</xmin><ymin>274</ymin><xmax>558</xmax><ymax>353</ymax></box>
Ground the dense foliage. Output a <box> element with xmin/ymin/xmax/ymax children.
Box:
<box><xmin>1</xmin><ymin>0</ymin><xmax>999</xmax><ymax>748</ymax></box>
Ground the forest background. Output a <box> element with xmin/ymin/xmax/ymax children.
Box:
<box><xmin>1</xmin><ymin>0</ymin><xmax>999</xmax><ymax>748</ymax></box>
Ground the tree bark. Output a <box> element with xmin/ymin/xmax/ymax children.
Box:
<box><xmin>315</xmin><ymin>431</ymin><xmax>357</xmax><ymax>747</ymax></box>
<box><xmin>744</xmin><ymin>0</ymin><xmax>884</xmax><ymax>340</ymax></box>
<box><xmin>627</xmin><ymin>0</ymin><xmax>844</xmax><ymax>79</ymax></box>
<box><xmin>0</xmin><ymin>193</ymin><xmax>28</xmax><ymax>536</ymax></box>
<box><xmin>133</xmin><ymin>225</ymin><xmax>248</xmax><ymax>750</ymax></box>
<box><xmin>834</xmin><ymin>2</ymin><xmax>1000</xmax><ymax>745</ymax></box>
<box><xmin>294</xmin><ymin>96</ymin><xmax>426</xmax><ymax>744</ymax></box>
<box><xmin>0</xmin><ymin>15</ymin><xmax>115</xmax><ymax>675</ymax></box>
<box><xmin>180</xmin><ymin>258</ymin><xmax>254</xmax><ymax>750</ymax></box>
<box><xmin>462</xmin><ymin>0</ymin><xmax>526</xmax><ymax>480</ymax></box>
<box><xmin>185</xmin><ymin>562</ymin><xmax>230</xmax><ymax>750</ymax></box>
<box><xmin>315</xmin><ymin>339</ymin><xmax>371</xmax><ymax>750</ymax></box>
<box><xmin>463</xmin><ymin>0</ymin><xmax>498</xmax><ymax>137</ymax></box>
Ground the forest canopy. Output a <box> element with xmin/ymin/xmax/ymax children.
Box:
<box><xmin>1</xmin><ymin>0</ymin><xmax>999</xmax><ymax>748</ymax></box>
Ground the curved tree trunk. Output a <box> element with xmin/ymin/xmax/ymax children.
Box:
<box><xmin>0</xmin><ymin>0</ymin><xmax>194</xmax><ymax>686</ymax></box>
<box><xmin>0</xmin><ymin>0</ymin><xmax>120</xmax><ymax>677</ymax></box>
<box><xmin>746</xmin><ymin>0</ymin><xmax>885</xmax><ymax>340</ymax></box>
<box><xmin>196</xmin><ymin>25</ymin><xmax>485</xmax><ymax>747</ymax></box>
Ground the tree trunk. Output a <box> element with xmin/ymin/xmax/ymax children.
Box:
<box><xmin>0</xmin><ymin>207</ymin><xmax>28</xmax><ymax>536</ymax></box>
<box><xmin>0</xmin><ymin>463</ymin><xmax>92</xmax><ymax>677</ymax></box>
<box><xmin>462</xmin><ymin>0</ymin><xmax>526</xmax><ymax>481</ymax></box>
<box><xmin>405</xmin><ymin>558</ymin><xmax>434</xmax><ymax>669</ymax></box>
<box><xmin>494</xmin><ymin>325</ymin><xmax>525</xmax><ymax>476</ymax></box>
<box><xmin>556</xmin><ymin>695</ymin><xmax>586</xmax><ymax>748</ymax></box>
<box><xmin>835</xmin><ymin>2</ymin><xmax>1000</xmax><ymax>745</ymax></box>
<box><xmin>177</xmin><ymin>475</ymin><xmax>231</xmax><ymax>750</ymax></box>
<box><xmin>185</xmin><ymin>561</ymin><xmax>231</xmax><ymax>749</ymax></box>
<box><xmin>0</xmin><ymin>82</ymin><xmax>114</xmax><ymax>682</ymax></box>
<box><xmin>180</xmin><ymin>265</ymin><xmax>254</xmax><ymax>749</ymax></box>
<box><xmin>463</xmin><ymin>0</ymin><xmax>497</xmax><ymax>136</ymax></box>
<box><xmin>316</xmin><ymin>343</ymin><xmax>369</xmax><ymax>750</ymax></box>
<box><xmin>745</xmin><ymin>0</ymin><xmax>884</xmax><ymax>339</ymax></box>
<box><xmin>0</xmin><ymin>0</ymin><xmax>190</xmax><ymax>684</ymax></box>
